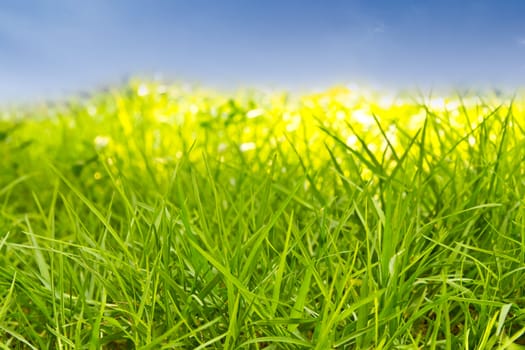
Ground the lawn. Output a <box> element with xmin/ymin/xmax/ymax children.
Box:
<box><xmin>1</xmin><ymin>81</ymin><xmax>524</xmax><ymax>349</ymax></box>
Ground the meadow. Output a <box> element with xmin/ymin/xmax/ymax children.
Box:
<box><xmin>1</xmin><ymin>81</ymin><xmax>524</xmax><ymax>349</ymax></box>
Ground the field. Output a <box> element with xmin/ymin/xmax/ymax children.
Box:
<box><xmin>1</xmin><ymin>81</ymin><xmax>525</xmax><ymax>349</ymax></box>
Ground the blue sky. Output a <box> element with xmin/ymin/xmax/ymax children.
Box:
<box><xmin>1</xmin><ymin>0</ymin><xmax>525</xmax><ymax>101</ymax></box>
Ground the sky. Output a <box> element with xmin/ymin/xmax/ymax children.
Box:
<box><xmin>1</xmin><ymin>0</ymin><xmax>525</xmax><ymax>102</ymax></box>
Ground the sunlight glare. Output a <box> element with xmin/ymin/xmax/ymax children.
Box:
<box><xmin>137</xmin><ymin>84</ymin><xmax>150</xmax><ymax>97</ymax></box>
<box><xmin>240</xmin><ymin>142</ymin><xmax>256</xmax><ymax>152</ymax></box>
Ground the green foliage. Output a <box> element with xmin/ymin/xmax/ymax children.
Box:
<box><xmin>1</xmin><ymin>81</ymin><xmax>525</xmax><ymax>348</ymax></box>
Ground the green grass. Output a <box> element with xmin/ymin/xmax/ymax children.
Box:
<box><xmin>1</xmin><ymin>81</ymin><xmax>525</xmax><ymax>349</ymax></box>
